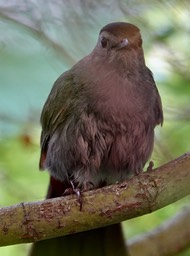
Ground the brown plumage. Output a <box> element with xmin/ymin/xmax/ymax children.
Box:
<box><xmin>40</xmin><ymin>22</ymin><xmax>163</xmax><ymax>191</ymax></box>
<box><xmin>30</xmin><ymin>22</ymin><xmax>163</xmax><ymax>256</ymax></box>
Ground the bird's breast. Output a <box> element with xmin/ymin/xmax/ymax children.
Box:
<box><xmin>89</xmin><ymin>79</ymin><xmax>149</xmax><ymax>124</ymax></box>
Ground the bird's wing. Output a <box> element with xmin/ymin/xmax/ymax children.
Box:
<box><xmin>148</xmin><ymin>68</ymin><xmax>164</xmax><ymax>126</ymax></box>
<box><xmin>155</xmin><ymin>89</ymin><xmax>164</xmax><ymax>126</ymax></box>
<box><xmin>39</xmin><ymin>71</ymin><xmax>75</xmax><ymax>169</ymax></box>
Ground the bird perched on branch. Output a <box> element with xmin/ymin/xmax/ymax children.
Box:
<box><xmin>30</xmin><ymin>22</ymin><xmax>163</xmax><ymax>256</ymax></box>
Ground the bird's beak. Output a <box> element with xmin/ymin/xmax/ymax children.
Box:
<box><xmin>116</xmin><ymin>38</ymin><xmax>129</xmax><ymax>50</ymax></box>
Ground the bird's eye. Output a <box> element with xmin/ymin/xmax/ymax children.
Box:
<box><xmin>101</xmin><ymin>37</ymin><xmax>108</xmax><ymax>48</ymax></box>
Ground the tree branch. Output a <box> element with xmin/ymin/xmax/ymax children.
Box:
<box><xmin>128</xmin><ymin>206</ymin><xmax>190</xmax><ymax>256</ymax></box>
<box><xmin>0</xmin><ymin>152</ymin><xmax>190</xmax><ymax>246</ymax></box>
<box><xmin>0</xmin><ymin>7</ymin><xmax>76</xmax><ymax>65</ymax></box>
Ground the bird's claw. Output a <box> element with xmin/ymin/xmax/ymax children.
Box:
<box><xmin>147</xmin><ymin>161</ymin><xmax>154</xmax><ymax>172</ymax></box>
<box><xmin>70</xmin><ymin>181</ymin><xmax>83</xmax><ymax>211</ymax></box>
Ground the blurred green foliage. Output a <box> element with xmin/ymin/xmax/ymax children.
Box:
<box><xmin>0</xmin><ymin>1</ymin><xmax>190</xmax><ymax>255</ymax></box>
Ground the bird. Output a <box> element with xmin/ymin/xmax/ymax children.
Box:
<box><xmin>30</xmin><ymin>22</ymin><xmax>163</xmax><ymax>256</ymax></box>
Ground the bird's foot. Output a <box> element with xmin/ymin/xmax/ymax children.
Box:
<box><xmin>147</xmin><ymin>161</ymin><xmax>154</xmax><ymax>172</ymax></box>
<box><xmin>65</xmin><ymin>181</ymin><xmax>82</xmax><ymax>211</ymax></box>
<box><xmin>63</xmin><ymin>181</ymin><xmax>95</xmax><ymax>211</ymax></box>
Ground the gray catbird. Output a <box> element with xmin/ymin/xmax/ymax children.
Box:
<box><xmin>30</xmin><ymin>22</ymin><xmax>163</xmax><ymax>256</ymax></box>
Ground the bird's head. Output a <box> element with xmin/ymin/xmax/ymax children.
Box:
<box><xmin>92</xmin><ymin>22</ymin><xmax>144</xmax><ymax>65</ymax></box>
<box><xmin>100</xmin><ymin>22</ymin><xmax>142</xmax><ymax>49</ymax></box>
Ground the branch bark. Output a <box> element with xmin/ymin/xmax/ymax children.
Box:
<box><xmin>0</xmin><ymin>152</ymin><xmax>190</xmax><ymax>247</ymax></box>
